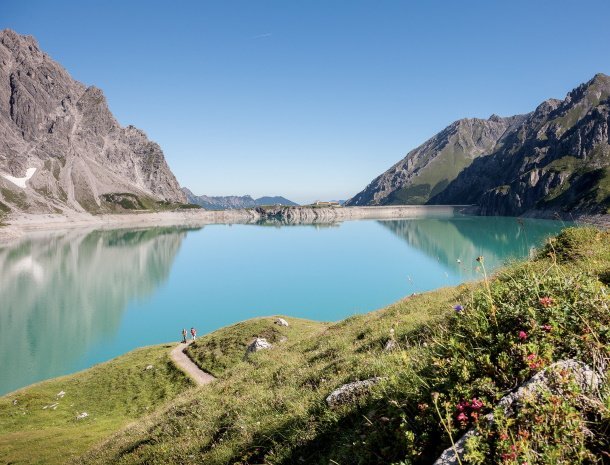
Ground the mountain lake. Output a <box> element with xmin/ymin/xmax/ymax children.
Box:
<box><xmin>0</xmin><ymin>215</ymin><xmax>572</xmax><ymax>394</ymax></box>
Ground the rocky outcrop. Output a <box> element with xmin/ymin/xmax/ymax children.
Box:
<box><xmin>252</xmin><ymin>205</ymin><xmax>458</xmax><ymax>224</ymax></box>
<box><xmin>433</xmin><ymin>360</ymin><xmax>603</xmax><ymax>465</ymax></box>
<box><xmin>274</xmin><ymin>318</ymin><xmax>289</xmax><ymax>327</ymax></box>
<box><xmin>245</xmin><ymin>337</ymin><xmax>273</xmax><ymax>356</ymax></box>
<box><xmin>325</xmin><ymin>377</ymin><xmax>385</xmax><ymax>408</ymax></box>
<box><xmin>182</xmin><ymin>188</ymin><xmax>298</xmax><ymax>210</ymax></box>
<box><xmin>348</xmin><ymin>73</ymin><xmax>610</xmax><ymax>216</ymax></box>
<box><xmin>0</xmin><ymin>29</ymin><xmax>186</xmax><ymax>215</ymax></box>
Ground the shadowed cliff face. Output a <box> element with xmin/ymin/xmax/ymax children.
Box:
<box><xmin>349</xmin><ymin>74</ymin><xmax>610</xmax><ymax>216</ymax></box>
<box><xmin>0</xmin><ymin>29</ymin><xmax>185</xmax><ymax>214</ymax></box>
<box><xmin>0</xmin><ymin>227</ymin><xmax>188</xmax><ymax>394</ymax></box>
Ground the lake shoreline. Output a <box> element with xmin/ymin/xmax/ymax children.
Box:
<box><xmin>1</xmin><ymin>206</ymin><xmax>608</xmax><ymax>244</ymax></box>
<box><xmin>0</xmin><ymin>205</ymin><xmax>462</xmax><ymax>243</ymax></box>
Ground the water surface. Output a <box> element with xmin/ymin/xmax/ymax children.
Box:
<box><xmin>0</xmin><ymin>215</ymin><xmax>569</xmax><ymax>394</ymax></box>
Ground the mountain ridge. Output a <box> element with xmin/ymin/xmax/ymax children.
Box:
<box><xmin>347</xmin><ymin>73</ymin><xmax>610</xmax><ymax>215</ymax></box>
<box><xmin>182</xmin><ymin>187</ymin><xmax>298</xmax><ymax>209</ymax></box>
<box><xmin>0</xmin><ymin>29</ymin><xmax>186</xmax><ymax>215</ymax></box>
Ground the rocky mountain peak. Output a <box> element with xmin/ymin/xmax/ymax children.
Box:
<box><xmin>0</xmin><ymin>30</ymin><xmax>186</xmax><ymax>214</ymax></box>
<box><xmin>488</xmin><ymin>114</ymin><xmax>503</xmax><ymax>122</ymax></box>
<box><xmin>348</xmin><ymin>73</ymin><xmax>610</xmax><ymax>216</ymax></box>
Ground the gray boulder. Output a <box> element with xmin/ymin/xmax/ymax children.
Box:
<box><xmin>245</xmin><ymin>337</ymin><xmax>273</xmax><ymax>356</ymax></box>
<box><xmin>274</xmin><ymin>318</ymin><xmax>289</xmax><ymax>327</ymax></box>
<box><xmin>326</xmin><ymin>377</ymin><xmax>385</xmax><ymax>408</ymax></box>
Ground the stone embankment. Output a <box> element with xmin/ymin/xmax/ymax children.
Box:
<box><xmin>0</xmin><ymin>205</ymin><xmax>462</xmax><ymax>243</ymax></box>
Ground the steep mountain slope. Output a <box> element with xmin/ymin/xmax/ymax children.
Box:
<box><xmin>346</xmin><ymin>115</ymin><xmax>526</xmax><ymax>205</ymax></box>
<box><xmin>0</xmin><ymin>29</ymin><xmax>186</xmax><ymax>214</ymax></box>
<box><xmin>432</xmin><ymin>74</ymin><xmax>610</xmax><ymax>215</ymax></box>
<box><xmin>182</xmin><ymin>187</ymin><xmax>298</xmax><ymax>209</ymax></box>
<box><xmin>347</xmin><ymin>74</ymin><xmax>610</xmax><ymax>216</ymax></box>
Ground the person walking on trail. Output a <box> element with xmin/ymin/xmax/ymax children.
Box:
<box><xmin>181</xmin><ymin>328</ymin><xmax>187</xmax><ymax>344</ymax></box>
<box><xmin>190</xmin><ymin>327</ymin><xmax>197</xmax><ymax>341</ymax></box>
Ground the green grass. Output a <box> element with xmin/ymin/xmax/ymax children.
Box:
<box><xmin>75</xmin><ymin>288</ymin><xmax>462</xmax><ymax>465</ymax></box>
<box><xmin>387</xmin><ymin>145</ymin><xmax>475</xmax><ymax>205</ymax></box>
<box><xmin>0</xmin><ymin>344</ymin><xmax>192</xmax><ymax>465</ymax></box>
<box><xmin>98</xmin><ymin>193</ymin><xmax>202</xmax><ymax>214</ymax></box>
<box><xmin>77</xmin><ymin>227</ymin><xmax>610</xmax><ymax>465</ymax></box>
<box><xmin>3</xmin><ymin>227</ymin><xmax>610</xmax><ymax>465</ymax></box>
<box><xmin>185</xmin><ymin>317</ymin><xmax>326</xmax><ymax>377</ymax></box>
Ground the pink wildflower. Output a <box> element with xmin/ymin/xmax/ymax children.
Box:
<box><xmin>518</xmin><ymin>330</ymin><xmax>528</xmax><ymax>341</ymax></box>
<box><xmin>539</xmin><ymin>296</ymin><xmax>554</xmax><ymax>308</ymax></box>
<box><xmin>456</xmin><ymin>412</ymin><xmax>468</xmax><ymax>422</ymax></box>
<box><xmin>542</xmin><ymin>324</ymin><xmax>552</xmax><ymax>332</ymax></box>
<box><xmin>470</xmin><ymin>398</ymin><xmax>483</xmax><ymax>410</ymax></box>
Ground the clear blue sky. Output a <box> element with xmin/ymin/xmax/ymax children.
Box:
<box><xmin>3</xmin><ymin>1</ymin><xmax>610</xmax><ymax>203</ymax></box>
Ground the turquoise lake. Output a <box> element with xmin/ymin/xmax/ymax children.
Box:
<box><xmin>0</xmin><ymin>215</ymin><xmax>571</xmax><ymax>395</ymax></box>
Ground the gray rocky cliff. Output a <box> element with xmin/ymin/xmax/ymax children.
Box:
<box><xmin>348</xmin><ymin>73</ymin><xmax>610</xmax><ymax>216</ymax></box>
<box><xmin>0</xmin><ymin>29</ymin><xmax>185</xmax><ymax>214</ymax></box>
<box><xmin>433</xmin><ymin>74</ymin><xmax>610</xmax><ymax>215</ymax></box>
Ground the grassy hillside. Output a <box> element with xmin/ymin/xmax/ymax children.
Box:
<box><xmin>2</xmin><ymin>227</ymin><xmax>609</xmax><ymax>465</ymax></box>
<box><xmin>185</xmin><ymin>317</ymin><xmax>327</xmax><ymax>377</ymax></box>
<box><xmin>78</xmin><ymin>227</ymin><xmax>610</xmax><ymax>465</ymax></box>
<box><xmin>0</xmin><ymin>345</ymin><xmax>192</xmax><ymax>465</ymax></box>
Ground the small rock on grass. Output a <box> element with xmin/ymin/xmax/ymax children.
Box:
<box><xmin>76</xmin><ymin>412</ymin><xmax>88</xmax><ymax>420</ymax></box>
<box><xmin>384</xmin><ymin>339</ymin><xmax>397</xmax><ymax>351</ymax></box>
<box><xmin>245</xmin><ymin>337</ymin><xmax>273</xmax><ymax>356</ymax></box>
<box><xmin>326</xmin><ymin>377</ymin><xmax>386</xmax><ymax>408</ymax></box>
<box><xmin>275</xmin><ymin>318</ymin><xmax>289</xmax><ymax>327</ymax></box>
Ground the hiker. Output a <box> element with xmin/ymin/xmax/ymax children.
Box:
<box><xmin>190</xmin><ymin>327</ymin><xmax>197</xmax><ymax>341</ymax></box>
<box><xmin>181</xmin><ymin>328</ymin><xmax>187</xmax><ymax>344</ymax></box>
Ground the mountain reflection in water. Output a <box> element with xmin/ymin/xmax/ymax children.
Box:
<box><xmin>0</xmin><ymin>227</ymin><xmax>190</xmax><ymax>394</ymax></box>
<box><xmin>0</xmin><ymin>217</ymin><xmax>568</xmax><ymax>395</ymax></box>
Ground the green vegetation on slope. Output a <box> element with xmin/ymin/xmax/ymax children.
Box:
<box><xmin>99</xmin><ymin>193</ymin><xmax>202</xmax><ymax>214</ymax></box>
<box><xmin>387</xmin><ymin>145</ymin><xmax>474</xmax><ymax>205</ymax></box>
<box><xmin>79</xmin><ymin>227</ymin><xmax>610</xmax><ymax>465</ymax></box>
<box><xmin>538</xmin><ymin>154</ymin><xmax>610</xmax><ymax>213</ymax></box>
<box><xmin>0</xmin><ymin>344</ymin><xmax>192</xmax><ymax>465</ymax></box>
<box><xmin>2</xmin><ymin>228</ymin><xmax>609</xmax><ymax>465</ymax></box>
<box><xmin>185</xmin><ymin>317</ymin><xmax>326</xmax><ymax>377</ymax></box>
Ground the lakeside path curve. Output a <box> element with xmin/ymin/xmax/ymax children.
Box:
<box><xmin>170</xmin><ymin>341</ymin><xmax>216</xmax><ymax>386</ymax></box>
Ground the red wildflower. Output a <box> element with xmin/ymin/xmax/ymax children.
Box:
<box><xmin>539</xmin><ymin>296</ymin><xmax>554</xmax><ymax>308</ymax></box>
<box><xmin>526</xmin><ymin>353</ymin><xmax>543</xmax><ymax>369</ymax></box>
<box><xmin>471</xmin><ymin>398</ymin><xmax>483</xmax><ymax>410</ymax></box>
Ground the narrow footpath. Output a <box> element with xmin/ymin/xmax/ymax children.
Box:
<box><xmin>170</xmin><ymin>341</ymin><xmax>216</xmax><ymax>386</ymax></box>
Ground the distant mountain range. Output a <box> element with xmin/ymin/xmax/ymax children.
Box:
<box><xmin>347</xmin><ymin>73</ymin><xmax>610</xmax><ymax>216</ymax></box>
<box><xmin>182</xmin><ymin>188</ymin><xmax>298</xmax><ymax>210</ymax></box>
<box><xmin>0</xmin><ymin>30</ymin><xmax>186</xmax><ymax>215</ymax></box>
